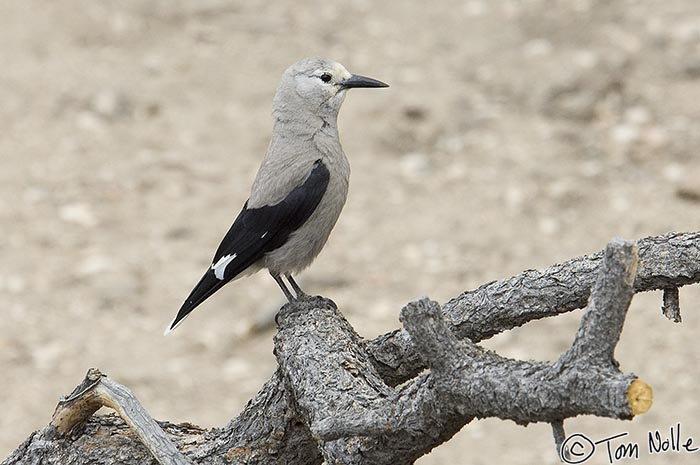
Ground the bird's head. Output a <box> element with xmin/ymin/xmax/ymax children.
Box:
<box><xmin>273</xmin><ymin>57</ymin><xmax>388</xmax><ymax>125</ymax></box>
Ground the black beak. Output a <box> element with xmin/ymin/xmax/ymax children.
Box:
<box><xmin>341</xmin><ymin>74</ymin><xmax>389</xmax><ymax>89</ymax></box>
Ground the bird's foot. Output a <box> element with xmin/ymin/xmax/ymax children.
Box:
<box><xmin>275</xmin><ymin>295</ymin><xmax>337</xmax><ymax>326</ymax></box>
<box><xmin>305</xmin><ymin>295</ymin><xmax>337</xmax><ymax>310</ymax></box>
<box><xmin>275</xmin><ymin>299</ymin><xmax>305</xmax><ymax>326</ymax></box>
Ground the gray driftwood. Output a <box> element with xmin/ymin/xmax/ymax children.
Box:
<box><xmin>3</xmin><ymin>231</ymin><xmax>698</xmax><ymax>465</ymax></box>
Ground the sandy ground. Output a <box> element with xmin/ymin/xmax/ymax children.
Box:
<box><xmin>2</xmin><ymin>1</ymin><xmax>700</xmax><ymax>463</ymax></box>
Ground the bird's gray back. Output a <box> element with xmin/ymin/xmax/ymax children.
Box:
<box><xmin>248</xmin><ymin>115</ymin><xmax>349</xmax><ymax>206</ymax></box>
<box><xmin>248</xmin><ymin>134</ymin><xmax>319</xmax><ymax>208</ymax></box>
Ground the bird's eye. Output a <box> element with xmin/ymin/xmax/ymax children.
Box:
<box><xmin>319</xmin><ymin>73</ymin><xmax>332</xmax><ymax>83</ymax></box>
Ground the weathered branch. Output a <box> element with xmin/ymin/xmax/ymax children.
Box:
<box><xmin>662</xmin><ymin>287</ymin><xmax>682</xmax><ymax>322</ymax></box>
<box><xmin>50</xmin><ymin>368</ymin><xmax>193</xmax><ymax>465</ymax></box>
<box><xmin>399</xmin><ymin>297</ymin><xmax>637</xmax><ymax>425</ymax></box>
<box><xmin>556</xmin><ymin>238</ymin><xmax>637</xmax><ymax>366</ymax></box>
<box><xmin>3</xmin><ymin>232</ymin><xmax>698</xmax><ymax>465</ymax></box>
<box><xmin>551</xmin><ymin>420</ymin><xmax>568</xmax><ymax>461</ymax></box>
<box><xmin>5</xmin><ymin>409</ymin><xmax>203</xmax><ymax>465</ymax></box>
<box><xmin>197</xmin><ymin>368</ymin><xmax>323</xmax><ymax>464</ymax></box>
<box><xmin>274</xmin><ymin>297</ymin><xmax>400</xmax><ymax>464</ymax></box>
<box><xmin>271</xmin><ymin>240</ymin><xmax>650</xmax><ymax>463</ymax></box>
<box><xmin>369</xmin><ymin>231</ymin><xmax>700</xmax><ymax>385</ymax></box>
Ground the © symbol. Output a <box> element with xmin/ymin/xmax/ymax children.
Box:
<box><xmin>560</xmin><ymin>433</ymin><xmax>595</xmax><ymax>464</ymax></box>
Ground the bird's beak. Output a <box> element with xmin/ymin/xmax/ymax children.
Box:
<box><xmin>341</xmin><ymin>74</ymin><xmax>389</xmax><ymax>89</ymax></box>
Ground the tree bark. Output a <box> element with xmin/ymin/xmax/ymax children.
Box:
<box><xmin>3</xmin><ymin>232</ymin><xmax>698</xmax><ymax>465</ymax></box>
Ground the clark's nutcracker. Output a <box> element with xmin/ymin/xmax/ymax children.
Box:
<box><xmin>165</xmin><ymin>57</ymin><xmax>388</xmax><ymax>334</ymax></box>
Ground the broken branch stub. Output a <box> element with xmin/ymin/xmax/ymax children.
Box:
<box><xmin>50</xmin><ymin>368</ymin><xmax>193</xmax><ymax>465</ymax></box>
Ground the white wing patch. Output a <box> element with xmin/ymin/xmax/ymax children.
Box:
<box><xmin>211</xmin><ymin>253</ymin><xmax>237</xmax><ymax>280</ymax></box>
<box><xmin>261</xmin><ymin>231</ymin><xmax>268</xmax><ymax>239</ymax></box>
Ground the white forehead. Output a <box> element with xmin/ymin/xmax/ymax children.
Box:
<box><xmin>329</xmin><ymin>62</ymin><xmax>352</xmax><ymax>80</ymax></box>
<box><xmin>287</xmin><ymin>57</ymin><xmax>352</xmax><ymax>79</ymax></box>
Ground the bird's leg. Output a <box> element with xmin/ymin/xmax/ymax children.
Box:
<box><xmin>286</xmin><ymin>274</ymin><xmax>308</xmax><ymax>299</ymax></box>
<box><xmin>271</xmin><ymin>272</ymin><xmax>296</xmax><ymax>302</ymax></box>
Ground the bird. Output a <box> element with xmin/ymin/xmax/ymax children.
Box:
<box><xmin>164</xmin><ymin>57</ymin><xmax>388</xmax><ymax>335</ymax></box>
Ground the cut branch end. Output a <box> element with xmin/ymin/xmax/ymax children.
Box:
<box><xmin>628</xmin><ymin>379</ymin><xmax>653</xmax><ymax>415</ymax></box>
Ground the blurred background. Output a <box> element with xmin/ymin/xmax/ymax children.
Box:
<box><xmin>2</xmin><ymin>1</ymin><xmax>699</xmax><ymax>463</ymax></box>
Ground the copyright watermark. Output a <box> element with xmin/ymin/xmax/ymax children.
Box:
<box><xmin>560</xmin><ymin>424</ymin><xmax>698</xmax><ymax>464</ymax></box>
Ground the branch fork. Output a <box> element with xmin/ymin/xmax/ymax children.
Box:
<box><xmin>266</xmin><ymin>239</ymin><xmax>654</xmax><ymax>463</ymax></box>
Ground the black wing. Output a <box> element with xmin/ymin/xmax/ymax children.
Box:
<box><xmin>165</xmin><ymin>159</ymin><xmax>330</xmax><ymax>333</ymax></box>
